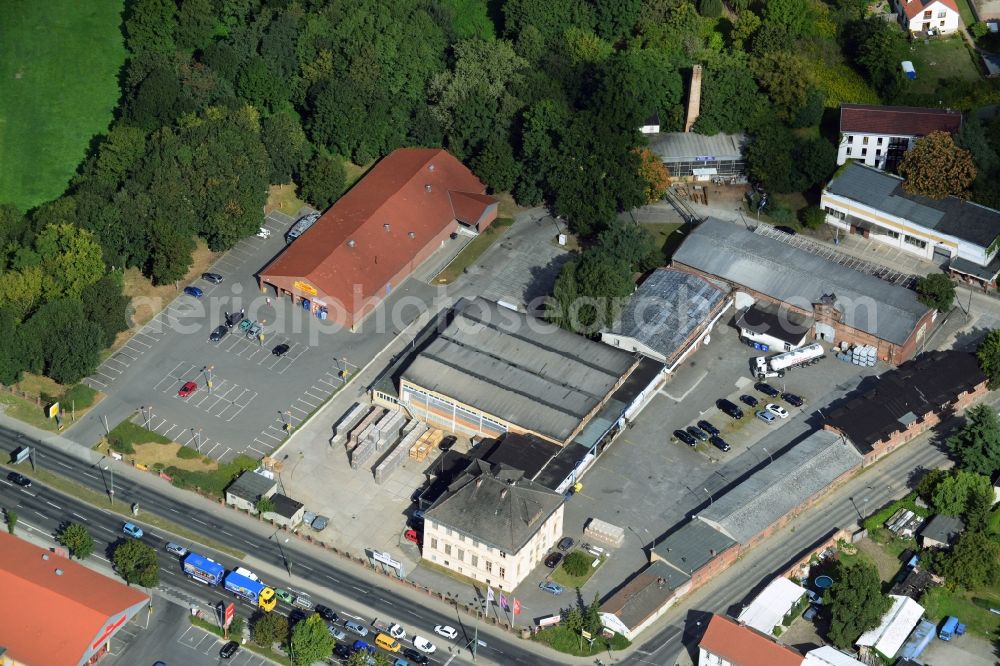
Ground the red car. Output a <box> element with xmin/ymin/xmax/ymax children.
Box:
<box><xmin>404</xmin><ymin>529</ymin><xmax>421</xmax><ymax>546</ymax></box>
<box><xmin>178</xmin><ymin>381</ymin><xmax>198</xmax><ymax>398</ymax></box>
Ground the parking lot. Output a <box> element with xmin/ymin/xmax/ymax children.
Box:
<box><xmin>72</xmin><ymin>209</ymin><xmax>465</xmax><ymax>460</ymax></box>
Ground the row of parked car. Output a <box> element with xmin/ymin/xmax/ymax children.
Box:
<box><xmin>672</xmin><ymin>382</ymin><xmax>805</xmax><ymax>452</ymax></box>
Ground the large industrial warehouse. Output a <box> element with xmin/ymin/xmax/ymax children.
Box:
<box><xmin>258</xmin><ymin>148</ymin><xmax>498</xmax><ymax>330</ymax></box>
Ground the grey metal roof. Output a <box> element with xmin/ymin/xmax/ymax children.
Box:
<box><xmin>920</xmin><ymin>514</ymin><xmax>964</xmax><ymax>545</ymax></box>
<box><xmin>645</xmin><ymin>132</ymin><xmax>746</xmax><ymax>162</ymax></box>
<box><xmin>672</xmin><ymin>218</ymin><xmax>931</xmax><ymax>345</ymax></box>
<box><xmin>951</xmin><ymin>254</ymin><xmax>1000</xmax><ymax>281</ymax></box>
<box><xmin>226</xmin><ymin>471</ymin><xmax>276</xmax><ymax>502</ymax></box>
<box><xmin>651</xmin><ymin>519</ymin><xmax>737</xmax><ymax>576</ymax></box>
<box><xmin>826</xmin><ymin>163</ymin><xmax>1000</xmax><ymax>248</ymax></box>
<box><xmin>425</xmin><ymin>460</ymin><xmax>564</xmax><ymax>553</ymax></box>
<box><xmin>401</xmin><ymin>298</ymin><xmax>636</xmax><ymax>442</ymax></box>
<box><xmin>609</xmin><ymin>268</ymin><xmax>728</xmax><ymax>363</ymax></box>
<box><xmin>698</xmin><ymin>431</ymin><xmax>863</xmax><ymax>543</ymax></box>
<box><xmin>601</xmin><ymin>560</ymin><xmax>690</xmax><ymax>629</ymax></box>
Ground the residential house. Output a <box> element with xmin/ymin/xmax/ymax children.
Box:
<box><xmin>225</xmin><ymin>470</ymin><xmax>278</xmax><ymax>513</ymax></box>
<box><xmin>895</xmin><ymin>0</ymin><xmax>961</xmax><ymax>34</ymax></box>
<box><xmin>698</xmin><ymin>614</ymin><xmax>804</xmax><ymax>666</ymax></box>
<box><xmin>920</xmin><ymin>514</ymin><xmax>965</xmax><ymax>549</ymax></box>
<box><xmin>262</xmin><ymin>493</ymin><xmax>305</xmax><ymax>530</ymax></box>
<box><xmin>836</xmin><ymin>104</ymin><xmax>962</xmax><ymax>170</ymax></box>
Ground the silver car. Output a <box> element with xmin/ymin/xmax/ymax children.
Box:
<box><xmin>165</xmin><ymin>542</ymin><xmax>188</xmax><ymax>557</ymax></box>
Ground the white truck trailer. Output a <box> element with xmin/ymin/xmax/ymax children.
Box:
<box><xmin>751</xmin><ymin>342</ymin><xmax>824</xmax><ymax>378</ymax></box>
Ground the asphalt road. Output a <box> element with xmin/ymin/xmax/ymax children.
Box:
<box><xmin>0</xmin><ymin>424</ymin><xmax>552</xmax><ymax>666</ymax></box>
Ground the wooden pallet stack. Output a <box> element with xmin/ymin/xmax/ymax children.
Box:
<box><xmin>409</xmin><ymin>428</ymin><xmax>444</xmax><ymax>462</ymax></box>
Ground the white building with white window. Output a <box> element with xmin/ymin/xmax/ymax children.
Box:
<box><xmin>821</xmin><ymin>163</ymin><xmax>1000</xmax><ymax>287</ymax></box>
<box><xmin>895</xmin><ymin>0</ymin><xmax>961</xmax><ymax>34</ymax></box>
<box><xmin>423</xmin><ymin>460</ymin><xmax>564</xmax><ymax>592</ymax></box>
<box><xmin>836</xmin><ymin>104</ymin><xmax>962</xmax><ymax>170</ymax></box>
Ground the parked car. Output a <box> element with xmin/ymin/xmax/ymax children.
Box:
<box><xmin>709</xmin><ymin>435</ymin><xmax>731</xmax><ymax>453</ymax></box>
<box><xmin>539</xmin><ymin>581</ymin><xmax>564</xmax><ymax>595</ymax></box>
<box><xmin>544</xmin><ymin>552</ymin><xmax>563</xmax><ymax>568</ymax></box>
<box><xmin>412</xmin><ymin>636</ymin><xmax>437</xmax><ymax>654</ymax></box>
<box><xmin>404</xmin><ymin>529</ymin><xmax>421</xmax><ymax>546</ymax></box>
<box><xmin>739</xmin><ymin>394</ymin><xmax>759</xmax><ymax>408</ymax></box>
<box><xmin>7</xmin><ymin>472</ymin><xmax>30</xmax><ymax>488</ymax></box>
<box><xmin>332</xmin><ymin>643</ymin><xmax>352</xmax><ymax>660</ymax></box>
<box><xmin>389</xmin><ymin>623</ymin><xmax>407</xmax><ymax>640</ymax></box>
<box><xmin>754</xmin><ymin>382</ymin><xmax>780</xmax><ymax>398</ymax></box>
<box><xmin>311</xmin><ymin>515</ymin><xmax>329</xmax><ymax>531</ymax></box>
<box><xmin>165</xmin><ymin>542</ymin><xmax>188</xmax><ymax>557</ymax></box>
<box><xmin>272</xmin><ymin>343</ymin><xmax>290</xmax><ymax>357</ymax></box>
<box><xmin>716</xmin><ymin>399</ymin><xmax>744</xmax><ymax>419</ymax></box>
<box><xmin>183</xmin><ymin>286</ymin><xmax>203</xmax><ymax>298</ymax></box>
<box><xmin>557</xmin><ymin>536</ymin><xmax>575</xmax><ymax>551</ymax></box>
<box><xmin>220</xmin><ymin>641</ymin><xmax>239</xmax><ymax>659</ymax></box>
<box><xmin>328</xmin><ymin>624</ymin><xmax>347</xmax><ymax>641</ymax></box>
<box><xmin>122</xmin><ymin>522</ymin><xmax>143</xmax><ymax>538</ymax></box>
<box><xmin>288</xmin><ymin>609</ymin><xmax>307</xmax><ymax>626</ymax></box>
<box><xmin>402</xmin><ymin>647</ymin><xmax>429</xmax><ymax>664</ymax></box>
<box><xmin>766</xmin><ymin>403</ymin><xmax>789</xmax><ymax>419</ymax></box>
<box><xmin>345</xmin><ymin>620</ymin><xmax>369</xmax><ymax>637</ymax></box>
<box><xmin>201</xmin><ymin>272</ymin><xmax>224</xmax><ymax>284</ymax></box>
<box><xmin>353</xmin><ymin>640</ymin><xmax>376</xmax><ymax>655</ymax></box>
<box><xmin>803</xmin><ymin>605</ymin><xmax>819</xmax><ymax>621</ymax></box>
<box><xmin>775</xmin><ymin>226</ymin><xmax>796</xmax><ymax>235</ymax></box>
<box><xmin>686</xmin><ymin>425</ymin><xmax>709</xmax><ymax>442</ymax></box>
<box><xmin>697</xmin><ymin>420</ymin><xmax>720</xmax><ymax>436</ymax></box>
<box><xmin>434</xmin><ymin>625</ymin><xmax>458</xmax><ymax>640</ymax></box>
<box><xmin>177</xmin><ymin>381</ymin><xmax>198</xmax><ymax>398</ymax></box>
<box><xmin>673</xmin><ymin>429</ymin><xmax>697</xmax><ymax>446</ymax></box>
<box><xmin>256</xmin><ymin>227</ymin><xmax>271</xmax><ymax>238</ymax></box>
<box><xmin>316</xmin><ymin>605</ymin><xmax>338</xmax><ymax>623</ymax></box>
<box><xmin>225</xmin><ymin>311</ymin><xmax>244</xmax><ymax>328</ymax></box>
<box><xmin>246</xmin><ymin>322</ymin><xmax>262</xmax><ymax>339</ymax></box>
<box><xmin>209</xmin><ymin>325</ymin><xmax>228</xmax><ymax>342</ymax></box>
<box><xmin>755</xmin><ymin>410</ymin><xmax>777</xmax><ymax>425</ymax></box>
<box><xmin>274</xmin><ymin>588</ymin><xmax>294</xmax><ymax>604</ymax></box>
<box><xmin>782</xmin><ymin>392</ymin><xmax>804</xmax><ymax>407</ymax></box>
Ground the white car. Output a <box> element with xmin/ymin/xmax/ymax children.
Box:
<box><xmin>766</xmin><ymin>403</ymin><xmax>789</xmax><ymax>419</ymax></box>
<box><xmin>434</xmin><ymin>625</ymin><xmax>458</xmax><ymax>640</ymax></box>
<box><xmin>413</xmin><ymin>636</ymin><xmax>437</xmax><ymax>654</ymax></box>
<box><xmin>389</xmin><ymin>623</ymin><xmax>406</xmax><ymax>640</ymax></box>
<box><xmin>256</xmin><ymin>227</ymin><xmax>271</xmax><ymax>239</ymax></box>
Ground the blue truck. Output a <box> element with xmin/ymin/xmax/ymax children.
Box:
<box><xmin>939</xmin><ymin>616</ymin><xmax>966</xmax><ymax>640</ymax></box>
<box><xmin>182</xmin><ymin>552</ymin><xmax>225</xmax><ymax>586</ymax></box>
<box><xmin>223</xmin><ymin>571</ymin><xmax>276</xmax><ymax>611</ymax></box>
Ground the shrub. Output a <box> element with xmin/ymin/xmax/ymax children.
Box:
<box><xmin>768</xmin><ymin>203</ymin><xmax>796</xmax><ymax>226</ymax></box>
<box><xmin>176</xmin><ymin>446</ymin><xmax>200</xmax><ymax>459</ymax></box>
<box><xmin>562</xmin><ymin>551</ymin><xmax>591</xmax><ymax>577</ymax></box>
<box><xmin>252</xmin><ymin>610</ymin><xmax>288</xmax><ymax>647</ymax></box>
<box><xmin>699</xmin><ymin>0</ymin><xmax>723</xmax><ymax>17</ymax></box>
<box><xmin>109</xmin><ymin>436</ymin><xmax>134</xmax><ymax>454</ymax></box>
<box><xmin>972</xmin><ymin>21</ymin><xmax>989</xmax><ymax>39</ymax></box>
<box><xmin>799</xmin><ymin>206</ymin><xmax>827</xmax><ymax>229</ymax></box>
<box><xmin>62</xmin><ymin>383</ymin><xmax>98</xmax><ymax>409</ymax></box>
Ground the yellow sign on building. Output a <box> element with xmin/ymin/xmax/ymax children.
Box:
<box><xmin>293</xmin><ymin>281</ymin><xmax>318</xmax><ymax>296</ymax></box>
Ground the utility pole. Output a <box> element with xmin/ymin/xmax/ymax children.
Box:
<box><xmin>704</xmin><ymin>487</ymin><xmax>713</xmax><ymax>507</ymax></box>
<box><xmin>103</xmin><ymin>464</ymin><xmax>115</xmax><ymax>505</ymax></box>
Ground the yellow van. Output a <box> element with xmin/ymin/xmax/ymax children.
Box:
<box><xmin>375</xmin><ymin>633</ymin><xmax>401</xmax><ymax>653</ymax></box>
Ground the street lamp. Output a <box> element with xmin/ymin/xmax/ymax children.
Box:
<box><xmin>704</xmin><ymin>487</ymin><xmax>713</xmax><ymax>507</ymax></box>
<box><xmin>103</xmin><ymin>465</ymin><xmax>115</xmax><ymax>505</ymax></box>
<box><xmin>762</xmin><ymin>447</ymin><xmax>773</xmax><ymax>464</ymax></box>
<box><xmin>270</xmin><ymin>531</ymin><xmax>292</xmax><ymax>577</ymax></box>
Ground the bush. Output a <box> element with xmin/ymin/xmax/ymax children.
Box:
<box><xmin>109</xmin><ymin>436</ymin><xmax>134</xmax><ymax>454</ymax></box>
<box><xmin>768</xmin><ymin>203</ymin><xmax>796</xmax><ymax>226</ymax></box>
<box><xmin>562</xmin><ymin>551</ymin><xmax>591</xmax><ymax>577</ymax></box>
<box><xmin>62</xmin><ymin>383</ymin><xmax>98</xmax><ymax>409</ymax></box>
<box><xmin>972</xmin><ymin>21</ymin><xmax>989</xmax><ymax>39</ymax></box>
<box><xmin>799</xmin><ymin>206</ymin><xmax>826</xmax><ymax>229</ymax></box>
<box><xmin>176</xmin><ymin>446</ymin><xmax>200</xmax><ymax>459</ymax></box>
<box><xmin>252</xmin><ymin>610</ymin><xmax>288</xmax><ymax>647</ymax></box>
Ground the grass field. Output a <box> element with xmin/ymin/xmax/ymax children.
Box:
<box><xmin>904</xmin><ymin>37</ymin><xmax>981</xmax><ymax>97</ymax></box>
<box><xmin>0</xmin><ymin>1</ymin><xmax>125</xmax><ymax>211</ymax></box>
<box><xmin>550</xmin><ymin>551</ymin><xmax>605</xmax><ymax>588</ymax></box>
<box><xmin>433</xmin><ymin>217</ymin><xmax>514</xmax><ymax>284</ymax></box>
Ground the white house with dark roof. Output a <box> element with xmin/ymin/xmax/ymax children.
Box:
<box><xmin>601</xmin><ymin>268</ymin><xmax>731</xmax><ymax>370</ymax></box>
<box><xmin>821</xmin><ymin>163</ymin><xmax>1000</xmax><ymax>287</ymax></box>
<box><xmin>423</xmin><ymin>460</ymin><xmax>564</xmax><ymax>591</ymax></box>
<box><xmin>836</xmin><ymin>104</ymin><xmax>962</xmax><ymax>170</ymax></box>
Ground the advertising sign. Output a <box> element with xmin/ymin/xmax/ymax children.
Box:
<box><xmin>293</xmin><ymin>281</ymin><xmax>318</xmax><ymax>296</ymax></box>
<box><xmin>224</xmin><ymin>602</ymin><xmax>235</xmax><ymax>628</ymax></box>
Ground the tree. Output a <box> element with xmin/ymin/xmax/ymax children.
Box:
<box><xmin>229</xmin><ymin>614</ymin><xmax>246</xmax><ymax>639</ymax></box>
<box><xmin>898</xmin><ymin>132</ymin><xmax>976</xmax><ymax>199</ymax></box>
<box><xmin>35</xmin><ymin>224</ymin><xmax>106</xmax><ymax>301</ymax></box>
<box><xmin>5</xmin><ymin>509</ymin><xmax>16</xmax><ymax>534</ymax></box>
<box><xmin>113</xmin><ymin>539</ymin><xmax>159</xmax><ymax>587</ymax></box>
<box><xmin>799</xmin><ymin>206</ymin><xmax>827</xmax><ymax>229</ymax></box>
<box><xmin>81</xmin><ymin>274</ymin><xmax>131</xmax><ymax>348</ymax></box>
<box><xmin>978</xmin><ymin>329</ymin><xmax>1000</xmax><ymax>389</ymax></box>
<box><xmin>255</xmin><ymin>496</ymin><xmax>275</xmax><ymax>515</ymax></box>
<box><xmin>93</xmin><ymin>126</ymin><xmax>148</xmax><ymax>189</ymax></box>
<box><xmin>564</xmin><ymin>606</ymin><xmax>584</xmax><ymax>633</ymax></box>
<box><xmin>549</xmin><ymin>249</ymin><xmax>634</xmax><ymax>334</ymax></box>
<box><xmin>934</xmin><ymin>531</ymin><xmax>1000</xmax><ymax>589</ymax></box>
<box><xmin>175</xmin><ymin>0</ymin><xmax>216</xmax><ymax>49</ymax></box>
<box><xmin>21</xmin><ymin>300</ymin><xmax>104</xmax><ymax>384</ymax></box>
<box><xmin>637</xmin><ymin>148</ymin><xmax>670</xmax><ymax>204</ymax></box>
<box><xmin>827</xmin><ymin>562</ymin><xmax>891</xmax><ymax>649</ymax></box>
<box><xmin>596</xmin><ymin>223</ymin><xmax>661</xmax><ymax>272</ymax></box>
<box><xmin>0</xmin><ymin>308</ymin><xmax>25</xmax><ymax>385</ymax></box>
<box><xmin>694</xmin><ymin>54</ymin><xmax>763</xmax><ymax>135</ymax></box>
<box><xmin>844</xmin><ymin>18</ymin><xmax>907</xmax><ymax>97</ymax></box>
<box><xmin>471</xmin><ymin>134</ymin><xmax>520</xmax><ymax>193</ymax></box>
<box><xmin>298</xmin><ymin>154</ymin><xmax>346</xmax><ymax>211</ymax></box>
<box><xmin>562</xmin><ymin>551</ymin><xmax>592</xmax><ymax>576</ymax></box>
<box><xmin>57</xmin><ymin>522</ymin><xmax>95</xmax><ymax>560</ymax></box>
<box><xmin>931</xmin><ymin>470</ymin><xmax>994</xmax><ymax>517</ymax></box>
<box><xmin>751</xmin><ymin>51</ymin><xmax>811</xmax><ymax>124</ymax></box>
<box><xmin>948</xmin><ymin>404</ymin><xmax>1000</xmax><ymax>476</ymax></box>
<box><xmin>916</xmin><ymin>468</ymin><xmax>950</xmax><ymax>504</ymax></box>
<box><xmin>585</xmin><ymin>593</ymin><xmax>602</xmax><ymax>634</ymax></box>
<box><xmin>965</xmin><ymin>483</ymin><xmax>994</xmax><ymax>533</ymax></box>
<box><xmin>261</xmin><ymin>112</ymin><xmax>313</xmax><ymax>185</ymax></box>
<box><xmin>729</xmin><ymin>10</ymin><xmax>761</xmax><ymax>51</ymax></box>
<box><xmin>593</xmin><ymin>0</ymin><xmax>642</xmax><ymax>41</ymax></box>
<box><xmin>236</xmin><ymin>57</ymin><xmax>286</xmax><ymax>113</ymax></box>
<box><xmin>124</xmin><ymin>0</ymin><xmax>177</xmax><ymax>54</ymax></box>
<box><xmin>916</xmin><ymin>273</ymin><xmax>956</xmax><ymax>312</ymax></box>
<box><xmin>698</xmin><ymin>0</ymin><xmax>723</xmax><ymax>17</ymax></box>
<box><xmin>252</xmin><ymin>611</ymin><xmax>289</xmax><ymax>647</ymax></box>
<box><xmin>289</xmin><ymin>613</ymin><xmax>334</xmax><ymax>665</ymax></box>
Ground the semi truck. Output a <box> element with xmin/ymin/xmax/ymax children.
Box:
<box><xmin>750</xmin><ymin>342</ymin><xmax>825</xmax><ymax>379</ymax></box>
<box><xmin>223</xmin><ymin>571</ymin><xmax>277</xmax><ymax>611</ymax></box>
<box><xmin>285</xmin><ymin>212</ymin><xmax>320</xmax><ymax>244</ymax></box>
<box><xmin>182</xmin><ymin>552</ymin><xmax>225</xmax><ymax>586</ymax></box>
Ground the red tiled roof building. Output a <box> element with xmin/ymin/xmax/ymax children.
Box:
<box><xmin>837</xmin><ymin>104</ymin><xmax>963</xmax><ymax>171</ymax></box>
<box><xmin>259</xmin><ymin>148</ymin><xmax>498</xmax><ymax>330</ymax></box>
<box><xmin>698</xmin><ymin>614</ymin><xmax>804</xmax><ymax>666</ymax></box>
<box><xmin>0</xmin><ymin>532</ymin><xmax>149</xmax><ymax>666</ymax></box>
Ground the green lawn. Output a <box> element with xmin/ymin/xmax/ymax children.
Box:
<box><xmin>532</xmin><ymin>625</ymin><xmax>630</xmax><ymax>657</ymax></box>
<box><xmin>904</xmin><ymin>37</ymin><xmax>981</xmax><ymax>97</ymax></box>
<box><xmin>108</xmin><ymin>417</ymin><xmax>172</xmax><ymax>449</ymax></box>
<box><xmin>0</xmin><ymin>1</ymin><xmax>125</xmax><ymax>210</ymax></box>
<box><xmin>954</xmin><ymin>0</ymin><xmax>977</xmax><ymax>27</ymax></box>
<box><xmin>433</xmin><ymin>217</ymin><xmax>514</xmax><ymax>284</ymax></box>
<box><xmin>550</xmin><ymin>551</ymin><xmax>605</xmax><ymax>588</ymax></box>
<box><xmin>922</xmin><ymin>586</ymin><xmax>1000</xmax><ymax>639</ymax></box>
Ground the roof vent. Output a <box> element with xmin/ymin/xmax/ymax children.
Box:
<box><xmin>55</xmin><ymin>568</ymin><xmax>64</xmax><ymax>576</ymax></box>
<box><xmin>429</xmin><ymin>164</ymin><xmax>435</xmax><ymax>172</ymax></box>
<box><xmin>347</xmin><ymin>239</ymin><xmax>356</xmax><ymax>248</ymax></box>
<box><xmin>425</xmin><ymin>184</ymin><xmax>432</xmax><ymax>193</ymax></box>
<box><xmin>41</xmin><ymin>554</ymin><xmax>49</xmax><ymax>561</ymax></box>
<box><xmin>383</xmin><ymin>224</ymin><xmax>390</xmax><ymax>232</ymax></box>
<box><xmin>408</xmin><ymin>231</ymin><xmax>416</xmax><ymax>239</ymax></box>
